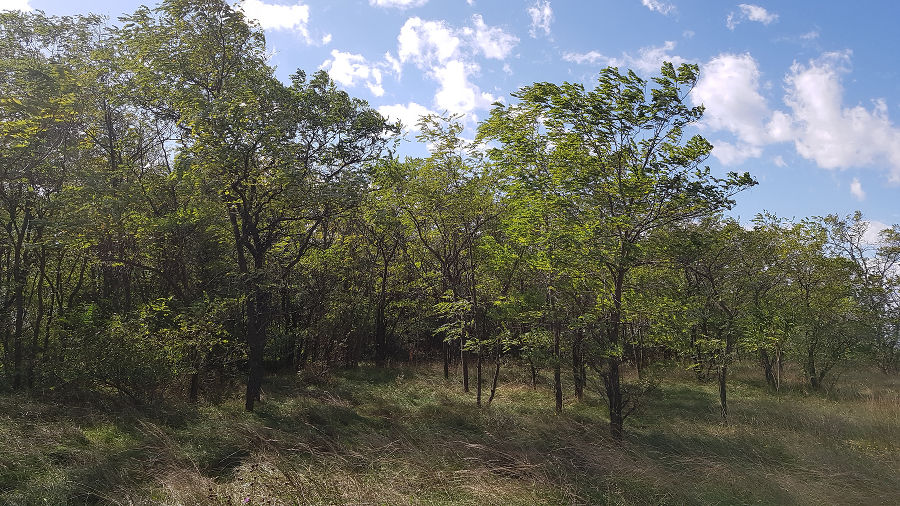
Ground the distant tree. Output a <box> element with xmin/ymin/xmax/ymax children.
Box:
<box><xmin>481</xmin><ymin>62</ymin><xmax>755</xmax><ymax>437</ymax></box>
<box><xmin>782</xmin><ymin>219</ymin><xmax>863</xmax><ymax>389</ymax></box>
<box><xmin>117</xmin><ymin>0</ymin><xmax>395</xmax><ymax>410</ymax></box>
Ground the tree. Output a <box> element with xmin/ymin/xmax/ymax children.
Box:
<box><xmin>782</xmin><ymin>219</ymin><xmax>862</xmax><ymax>389</ymax></box>
<box><xmin>117</xmin><ymin>0</ymin><xmax>395</xmax><ymax>410</ymax></box>
<box><xmin>825</xmin><ymin>212</ymin><xmax>900</xmax><ymax>373</ymax></box>
<box><xmin>397</xmin><ymin>115</ymin><xmax>497</xmax><ymax>391</ymax></box>
<box><xmin>481</xmin><ymin>63</ymin><xmax>755</xmax><ymax>437</ymax></box>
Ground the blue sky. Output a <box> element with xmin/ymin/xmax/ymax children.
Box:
<box><xmin>5</xmin><ymin>0</ymin><xmax>900</xmax><ymax>234</ymax></box>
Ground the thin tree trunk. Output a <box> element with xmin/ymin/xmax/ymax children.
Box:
<box><xmin>530</xmin><ymin>358</ymin><xmax>537</xmax><ymax>389</ymax></box>
<box><xmin>462</xmin><ymin>345</ymin><xmax>469</xmax><ymax>393</ymax></box>
<box><xmin>573</xmin><ymin>328</ymin><xmax>584</xmax><ymax>401</ymax></box>
<box><xmin>476</xmin><ymin>346</ymin><xmax>482</xmax><ymax>407</ymax></box>
<box><xmin>719</xmin><ymin>364</ymin><xmax>728</xmax><ymax>421</ymax></box>
<box><xmin>487</xmin><ymin>339</ymin><xmax>502</xmax><ymax>406</ymax></box>
<box><xmin>605</xmin><ymin>268</ymin><xmax>626</xmax><ymax>439</ymax></box>
<box><xmin>554</xmin><ymin>322</ymin><xmax>562</xmax><ymax>414</ymax></box>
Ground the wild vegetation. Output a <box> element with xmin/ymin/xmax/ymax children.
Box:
<box><xmin>1</xmin><ymin>1</ymin><xmax>898</xmax><ymax>503</ymax></box>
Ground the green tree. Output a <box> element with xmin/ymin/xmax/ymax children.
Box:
<box><xmin>117</xmin><ymin>0</ymin><xmax>395</xmax><ymax>410</ymax></box>
<box><xmin>481</xmin><ymin>63</ymin><xmax>755</xmax><ymax>437</ymax></box>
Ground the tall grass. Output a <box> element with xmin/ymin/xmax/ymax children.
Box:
<box><xmin>1</xmin><ymin>361</ymin><xmax>898</xmax><ymax>504</ymax></box>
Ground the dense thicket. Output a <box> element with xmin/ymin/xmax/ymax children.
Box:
<box><xmin>1</xmin><ymin>1</ymin><xmax>898</xmax><ymax>437</ymax></box>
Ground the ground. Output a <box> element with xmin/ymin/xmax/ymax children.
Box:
<box><xmin>1</xmin><ymin>362</ymin><xmax>898</xmax><ymax>505</ymax></box>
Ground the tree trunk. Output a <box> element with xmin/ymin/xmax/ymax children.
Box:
<box><xmin>189</xmin><ymin>371</ymin><xmax>200</xmax><ymax>402</ymax></box>
<box><xmin>530</xmin><ymin>358</ymin><xmax>537</xmax><ymax>389</ymax></box>
<box><xmin>476</xmin><ymin>346</ymin><xmax>482</xmax><ymax>407</ymax></box>
<box><xmin>244</xmin><ymin>285</ymin><xmax>269</xmax><ymax>411</ymax></box>
<box><xmin>605</xmin><ymin>268</ymin><xmax>626</xmax><ymax>439</ymax></box>
<box><xmin>462</xmin><ymin>345</ymin><xmax>469</xmax><ymax>393</ymax></box>
<box><xmin>605</xmin><ymin>357</ymin><xmax>624</xmax><ymax>439</ymax></box>
<box><xmin>573</xmin><ymin>328</ymin><xmax>584</xmax><ymax>401</ymax></box>
<box><xmin>554</xmin><ymin>322</ymin><xmax>562</xmax><ymax>414</ymax></box>
<box><xmin>487</xmin><ymin>339</ymin><xmax>502</xmax><ymax>406</ymax></box>
<box><xmin>759</xmin><ymin>349</ymin><xmax>777</xmax><ymax>390</ymax></box>
<box><xmin>719</xmin><ymin>364</ymin><xmax>728</xmax><ymax>421</ymax></box>
<box><xmin>11</xmin><ymin>241</ymin><xmax>26</xmax><ymax>391</ymax></box>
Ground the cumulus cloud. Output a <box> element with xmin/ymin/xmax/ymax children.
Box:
<box><xmin>563</xmin><ymin>40</ymin><xmax>688</xmax><ymax>74</ymax></box>
<box><xmin>691</xmin><ymin>50</ymin><xmax>900</xmax><ymax>180</ymax></box>
<box><xmin>464</xmin><ymin>14</ymin><xmax>519</xmax><ymax>60</ymax></box>
<box><xmin>432</xmin><ymin>60</ymin><xmax>495</xmax><ymax>115</ymax></box>
<box><xmin>727</xmin><ymin>4</ymin><xmax>778</xmax><ymax>30</ymax></box>
<box><xmin>692</xmin><ymin>53</ymin><xmax>774</xmax><ymax>146</ymax></box>
<box><xmin>398</xmin><ymin>17</ymin><xmax>461</xmax><ymax>66</ymax></box>
<box><xmin>395</xmin><ymin>16</ymin><xmax>507</xmax><ymax>117</ymax></box>
<box><xmin>785</xmin><ymin>52</ymin><xmax>900</xmax><ymax>180</ymax></box>
<box><xmin>850</xmin><ymin>178</ymin><xmax>866</xmax><ymax>201</ymax></box>
<box><xmin>641</xmin><ymin>0</ymin><xmax>675</xmax><ymax>15</ymax></box>
<box><xmin>320</xmin><ymin>50</ymin><xmax>385</xmax><ymax>97</ymax></box>
<box><xmin>370</xmin><ymin>0</ymin><xmax>428</xmax><ymax>8</ymax></box>
<box><xmin>711</xmin><ymin>141</ymin><xmax>763</xmax><ymax>166</ymax></box>
<box><xmin>378</xmin><ymin>102</ymin><xmax>435</xmax><ymax>132</ymax></box>
<box><xmin>528</xmin><ymin>0</ymin><xmax>553</xmax><ymax>38</ymax></box>
<box><xmin>240</xmin><ymin>0</ymin><xmax>310</xmax><ymax>39</ymax></box>
<box><xmin>0</xmin><ymin>0</ymin><xmax>31</xmax><ymax>11</ymax></box>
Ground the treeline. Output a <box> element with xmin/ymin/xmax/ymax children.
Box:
<box><xmin>1</xmin><ymin>0</ymin><xmax>898</xmax><ymax>438</ymax></box>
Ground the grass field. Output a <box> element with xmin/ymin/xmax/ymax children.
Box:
<box><xmin>1</xmin><ymin>362</ymin><xmax>898</xmax><ymax>505</ymax></box>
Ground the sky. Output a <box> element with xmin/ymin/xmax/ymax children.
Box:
<box><xmin>3</xmin><ymin>0</ymin><xmax>900</xmax><ymax>234</ymax></box>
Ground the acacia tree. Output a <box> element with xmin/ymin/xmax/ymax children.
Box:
<box><xmin>398</xmin><ymin>115</ymin><xmax>497</xmax><ymax>390</ymax></box>
<box><xmin>117</xmin><ymin>0</ymin><xmax>395</xmax><ymax>410</ymax></box>
<box><xmin>781</xmin><ymin>219</ymin><xmax>863</xmax><ymax>389</ymax></box>
<box><xmin>671</xmin><ymin>217</ymin><xmax>756</xmax><ymax>421</ymax></box>
<box><xmin>0</xmin><ymin>12</ymin><xmax>103</xmax><ymax>389</ymax></box>
<box><xmin>825</xmin><ymin>212</ymin><xmax>900</xmax><ymax>373</ymax></box>
<box><xmin>481</xmin><ymin>63</ymin><xmax>755</xmax><ymax>438</ymax></box>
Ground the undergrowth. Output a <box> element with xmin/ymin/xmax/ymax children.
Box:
<box><xmin>1</xmin><ymin>362</ymin><xmax>898</xmax><ymax>505</ymax></box>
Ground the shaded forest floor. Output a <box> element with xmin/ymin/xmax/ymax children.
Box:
<box><xmin>1</xmin><ymin>362</ymin><xmax>898</xmax><ymax>505</ymax></box>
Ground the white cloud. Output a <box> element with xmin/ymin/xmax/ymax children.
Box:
<box><xmin>863</xmin><ymin>220</ymin><xmax>890</xmax><ymax>245</ymax></box>
<box><xmin>384</xmin><ymin>52</ymin><xmax>403</xmax><ymax>78</ymax></box>
<box><xmin>395</xmin><ymin>16</ymin><xmax>503</xmax><ymax>117</ymax></box>
<box><xmin>378</xmin><ymin>102</ymin><xmax>435</xmax><ymax>132</ymax></box>
<box><xmin>740</xmin><ymin>4</ymin><xmax>778</xmax><ymax>24</ymax></box>
<box><xmin>0</xmin><ymin>0</ymin><xmax>31</xmax><ymax>11</ymax></box>
<box><xmin>398</xmin><ymin>17</ymin><xmax>461</xmax><ymax>65</ymax></box>
<box><xmin>528</xmin><ymin>0</ymin><xmax>553</xmax><ymax>38</ymax></box>
<box><xmin>564</xmin><ymin>40</ymin><xmax>687</xmax><ymax>74</ymax></box>
<box><xmin>712</xmin><ymin>140</ymin><xmax>763</xmax><ymax>165</ymax></box>
<box><xmin>784</xmin><ymin>51</ymin><xmax>900</xmax><ymax>180</ymax></box>
<box><xmin>321</xmin><ymin>33</ymin><xmax>332</xmax><ymax>45</ymax></box>
<box><xmin>773</xmin><ymin>155</ymin><xmax>787</xmax><ymax>167</ymax></box>
<box><xmin>800</xmin><ymin>30</ymin><xmax>819</xmax><ymax>41</ymax></box>
<box><xmin>629</xmin><ymin>40</ymin><xmax>687</xmax><ymax>73</ymax></box>
<box><xmin>692</xmin><ymin>53</ymin><xmax>774</xmax><ymax>146</ymax></box>
<box><xmin>850</xmin><ymin>178</ymin><xmax>866</xmax><ymax>201</ymax></box>
<box><xmin>692</xmin><ymin>50</ymin><xmax>900</xmax><ymax>180</ymax></box>
<box><xmin>641</xmin><ymin>0</ymin><xmax>675</xmax><ymax>15</ymax></box>
<box><xmin>727</xmin><ymin>4</ymin><xmax>778</xmax><ymax>30</ymax></box>
<box><xmin>370</xmin><ymin>0</ymin><xmax>428</xmax><ymax>8</ymax></box>
<box><xmin>562</xmin><ymin>50</ymin><xmax>608</xmax><ymax>65</ymax></box>
<box><xmin>433</xmin><ymin>60</ymin><xmax>496</xmax><ymax>115</ymax></box>
<box><xmin>240</xmin><ymin>0</ymin><xmax>310</xmax><ymax>39</ymax></box>
<box><xmin>320</xmin><ymin>49</ymin><xmax>385</xmax><ymax>97</ymax></box>
<box><xmin>464</xmin><ymin>14</ymin><xmax>519</xmax><ymax>60</ymax></box>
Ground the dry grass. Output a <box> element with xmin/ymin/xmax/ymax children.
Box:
<box><xmin>1</xmin><ymin>361</ymin><xmax>898</xmax><ymax>505</ymax></box>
